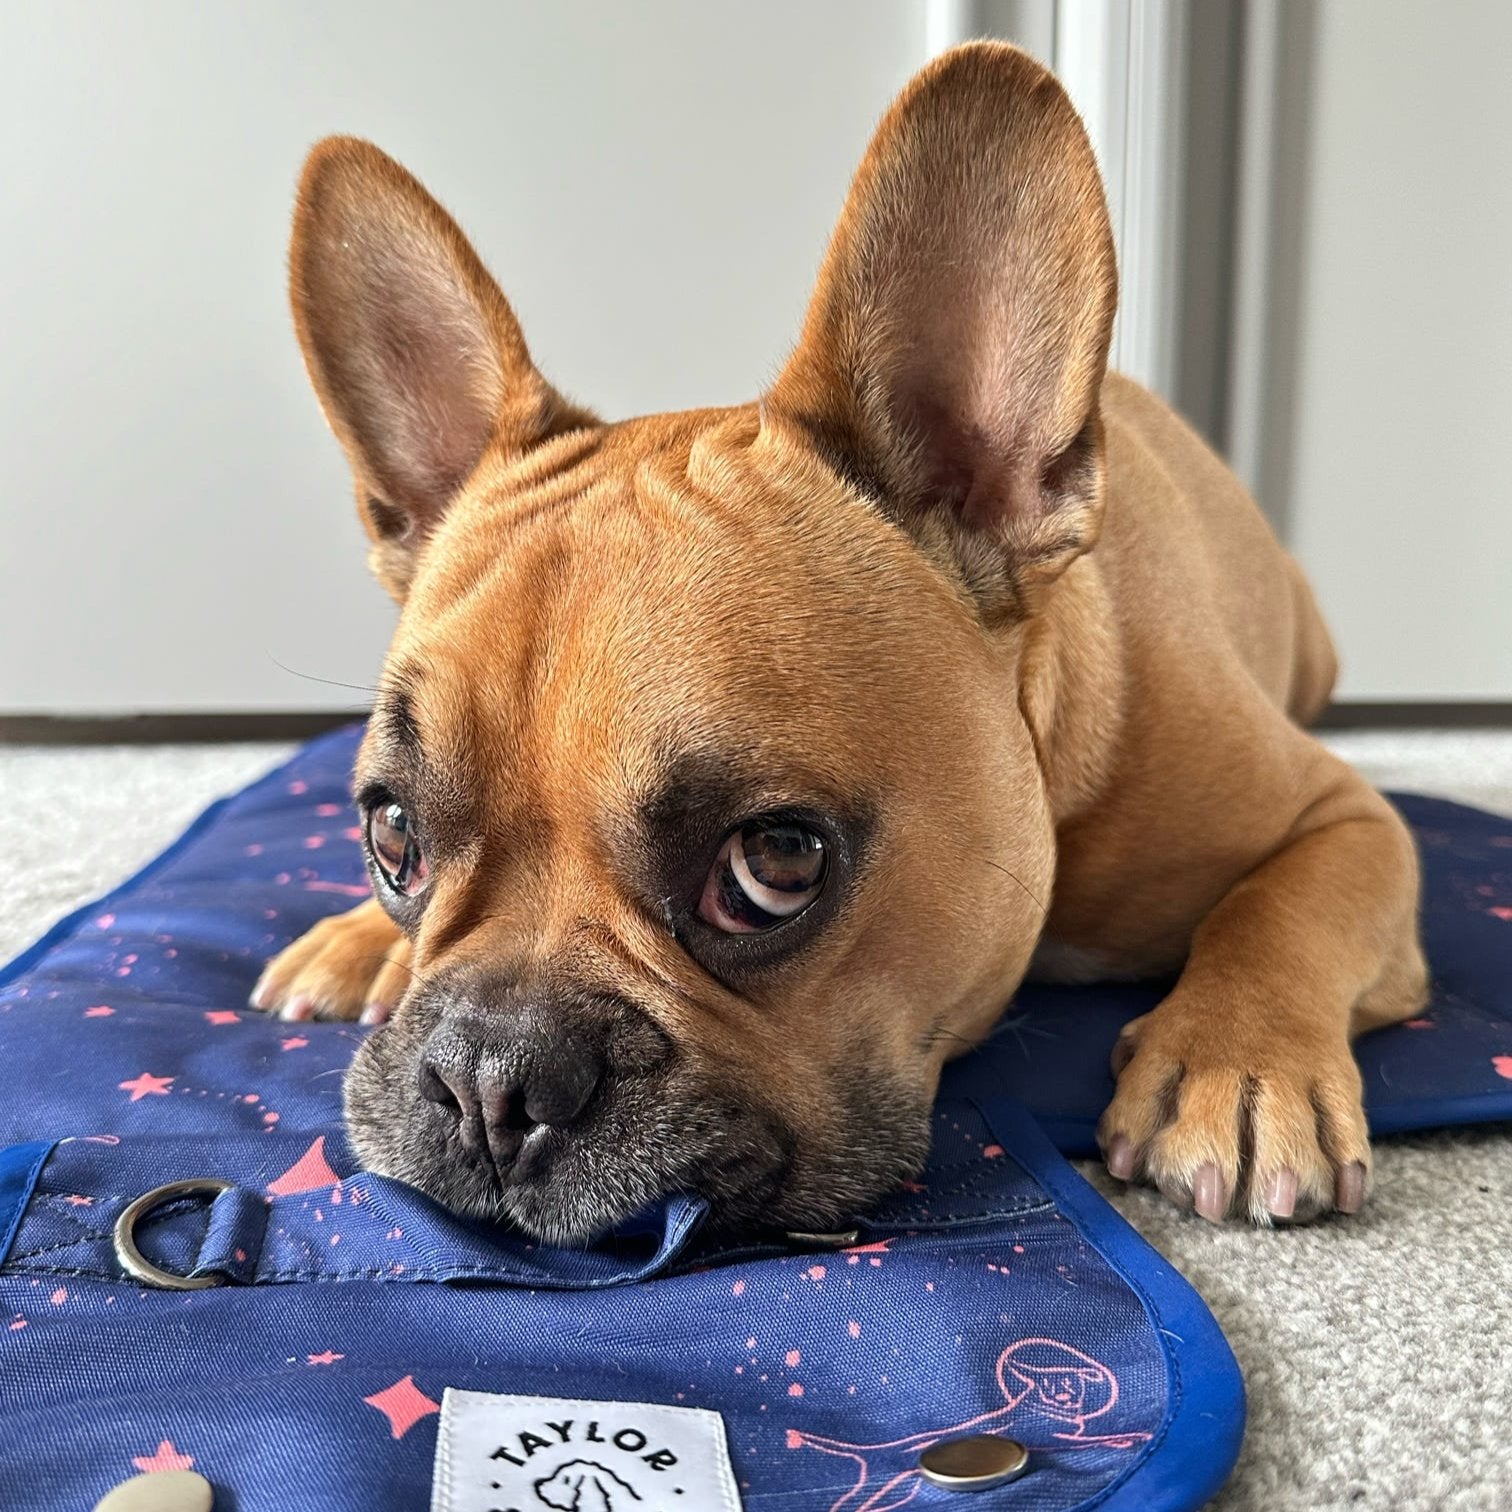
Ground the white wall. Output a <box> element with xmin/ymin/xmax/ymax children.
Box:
<box><xmin>0</xmin><ymin>1</ymin><xmax>928</xmax><ymax>713</ymax></box>
<box><xmin>1281</xmin><ymin>0</ymin><xmax>1512</xmax><ymax>700</ymax></box>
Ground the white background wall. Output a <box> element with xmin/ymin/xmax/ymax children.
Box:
<box><xmin>0</xmin><ymin>1</ymin><xmax>928</xmax><ymax>713</ymax></box>
<box><xmin>1265</xmin><ymin>0</ymin><xmax>1512</xmax><ymax>700</ymax></box>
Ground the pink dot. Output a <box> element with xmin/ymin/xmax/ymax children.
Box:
<box><xmin>315</xmin><ymin>803</ymin><xmax>343</xmax><ymax>817</ymax></box>
<box><xmin>164</xmin><ymin>948</ymin><xmax>177</xmax><ymax>959</ymax></box>
<box><xmin>788</xmin><ymin>1383</ymin><xmax>804</xmax><ymax>1397</ymax></box>
<box><xmin>731</xmin><ymin>1279</ymin><xmax>745</xmax><ymax>1296</ymax></box>
<box><xmin>785</xmin><ymin>1349</ymin><xmax>801</xmax><ymax>1367</ymax></box>
<box><xmin>303</xmin><ymin>835</ymin><xmax>326</xmax><ymax>849</ymax></box>
<box><xmin>1490</xmin><ymin>905</ymin><xmax>1512</xmax><ymax>921</ymax></box>
<box><xmin>49</xmin><ymin>1288</ymin><xmax>67</xmax><ymax>1305</ymax></box>
<box><xmin>84</xmin><ymin>1006</ymin><xmax>114</xmax><ymax>1018</ymax></box>
<box><xmin>262</xmin><ymin>1111</ymin><xmax>280</xmax><ymax>1124</ymax></box>
<box><xmin>848</xmin><ymin>1320</ymin><xmax>861</xmax><ymax>1338</ymax></box>
<box><xmin>288</xmin><ymin>780</ymin><xmax>308</xmax><ymax>795</ymax></box>
<box><xmin>1493</xmin><ymin>1056</ymin><xmax>1512</xmax><ymax>1081</ymax></box>
<box><xmin>745</xmin><ymin>1337</ymin><xmax>757</xmax><ymax>1351</ymax></box>
<box><xmin>244</xmin><ymin>844</ymin><xmax>264</xmax><ymax>857</ymax></box>
<box><xmin>785</xmin><ymin>1430</ymin><xmax>803</xmax><ymax>1449</ymax></box>
<box><xmin>1405</xmin><ymin>1019</ymin><xmax>1435</xmax><ymax>1030</ymax></box>
<box><xmin>804</xmin><ymin>1265</ymin><xmax>826</xmax><ymax>1281</ymax></box>
<box><xmin>95</xmin><ymin>914</ymin><xmax>115</xmax><ymax>930</ymax></box>
<box><xmin>982</xmin><ymin>1144</ymin><xmax>1004</xmax><ymax>1159</ymax></box>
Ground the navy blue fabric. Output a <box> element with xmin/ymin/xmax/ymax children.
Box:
<box><xmin>0</xmin><ymin>726</ymin><xmax>1248</xmax><ymax>1510</ymax></box>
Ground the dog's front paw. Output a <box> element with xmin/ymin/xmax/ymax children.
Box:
<box><xmin>249</xmin><ymin>900</ymin><xmax>411</xmax><ymax>1024</ymax></box>
<box><xmin>1096</xmin><ymin>1005</ymin><xmax>1370</xmax><ymax>1225</ymax></box>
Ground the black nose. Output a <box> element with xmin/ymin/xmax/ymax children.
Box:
<box><xmin>417</xmin><ymin>1006</ymin><xmax>604</xmax><ymax>1171</ymax></box>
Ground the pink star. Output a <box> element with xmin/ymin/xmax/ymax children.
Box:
<box><xmin>267</xmin><ymin>1136</ymin><xmax>340</xmax><ymax>1195</ymax></box>
<box><xmin>1493</xmin><ymin>1056</ymin><xmax>1512</xmax><ymax>1081</ymax></box>
<box><xmin>64</xmin><ymin>1194</ymin><xmax>93</xmax><ymax>1207</ymax></box>
<box><xmin>363</xmin><ymin>1375</ymin><xmax>439</xmax><ymax>1439</ymax></box>
<box><xmin>119</xmin><ymin>1072</ymin><xmax>174</xmax><ymax>1102</ymax></box>
<box><xmin>84</xmin><ymin>1005</ymin><xmax>115</xmax><ymax>1018</ymax></box>
<box><xmin>281</xmin><ymin>1036</ymin><xmax>309</xmax><ymax>1051</ymax></box>
<box><xmin>307</xmin><ymin>1350</ymin><xmax>344</xmax><ymax>1366</ymax></box>
<box><xmin>204</xmin><ymin>1011</ymin><xmax>241</xmax><ymax>1026</ymax></box>
<box><xmin>132</xmin><ymin>1440</ymin><xmax>194</xmax><ymax>1473</ymax></box>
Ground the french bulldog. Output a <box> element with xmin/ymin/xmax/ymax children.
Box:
<box><xmin>252</xmin><ymin>43</ymin><xmax>1426</xmax><ymax>1243</ymax></box>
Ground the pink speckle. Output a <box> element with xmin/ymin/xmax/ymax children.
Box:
<box><xmin>122</xmin><ymin>954</ymin><xmax>138</xmax><ymax>966</ymax></box>
<box><xmin>303</xmin><ymin>880</ymin><xmax>370</xmax><ymax>897</ymax></box>
<box><xmin>204</xmin><ymin>1011</ymin><xmax>240</xmax><ymax>1026</ymax></box>
<box><xmin>731</xmin><ymin>1279</ymin><xmax>746</xmax><ymax>1297</ymax></box>
<box><xmin>1493</xmin><ymin>1056</ymin><xmax>1512</xmax><ymax>1081</ymax></box>
<box><xmin>925</xmin><ymin>1281</ymin><xmax>935</xmax><ymax>1292</ymax></box>
<box><xmin>95</xmin><ymin>914</ymin><xmax>115</xmax><ymax>930</ymax></box>
<box><xmin>848</xmin><ymin>1320</ymin><xmax>861</xmax><ymax>1339</ymax></box>
<box><xmin>785</xmin><ymin>1349</ymin><xmax>801</xmax><ymax>1367</ymax></box>
<box><xmin>1405</xmin><ymin>1019</ymin><xmax>1435</xmax><ymax>1030</ymax></box>
<box><xmin>785</xmin><ymin>1430</ymin><xmax>803</xmax><ymax>1450</ymax></box>
<box><xmin>788</xmin><ymin>1383</ymin><xmax>804</xmax><ymax>1397</ymax></box>
<box><xmin>114</xmin><ymin>967</ymin><xmax>132</xmax><ymax>978</ymax></box>
<box><xmin>982</xmin><ymin>1143</ymin><xmax>1005</xmax><ymax>1159</ymax></box>
<box><xmin>84</xmin><ymin>1005</ymin><xmax>114</xmax><ymax>1018</ymax></box>
<box><xmin>303</xmin><ymin>835</ymin><xmax>326</xmax><ymax>849</ymax></box>
<box><xmin>315</xmin><ymin>803</ymin><xmax>343</xmax><ymax>817</ymax></box>
<box><xmin>343</xmin><ymin>826</ymin><xmax>364</xmax><ymax>842</ymax></box>
<box><xmin>267</xmin><ymin>1136</ymin><xmax>340</xmax><ymax>1195</ymax></box>
<box><xmin>49</xmin><ymin>1288</ymin><xmax>67</xmax><ymax>1306</ymax></box>
<box><xmin>64</xmin><ymin>1194</ymin><xmax>93</xmax><ymax>1207</ymax></box>
<box><xmin>8</xmin><ymin>1318</ymin><xmax>25</xmax><ymax>1331</ymax></box>
<box><xmin>242</xmin><ymin>1094</ymin><xmax>260</xmax><ymax>1104</ymax></box>
<box><xmin>262</xmin><ymin>1111</ymin><xmax>280</xmax><ymax>1125</ymax></box>
<box><xmin>804</xmin><ymin>1265</ymin><xmax>826</xmax><ymax>1282</ymax></box>
<box><xmin>164</xmin><ymin>948</ymin><xmax>177</xmax><ymax>959</ymax></box>
<box><xmin>1012</xmin><ymin>1244</ymin><xmax>1025</xmax><ymax>1254</ymax></box>
<box><xmin>307</xmin><ymin>1350</ymin><xmax>344</xmax><ymax>1365</ymax></box>
<box><xmin>288</xmin><ymin>780</ymin><xmax>309</xmax><ymax>796</ymax></box>
<box><xmin>842</xmin><ymin>1239</ymin><xmax>891</xmax><ymax>1255</ymax></box>
<box><xmin>132</xmin><ymin>1440</ymin><xmax>194</xmax><ymax>1474</ymax></box>
<box><xmin>745</xmin><ymin>1336</ymin><xmax>757</xmax><ymax>1351</ymax></box>
<box><xmin>281</xmin><ymin>1036</ymin><xmax>309</xmax><ymax>1051</ymax></box>
<box><xmin>1490</xmin><ymin>907</ymin><xmax>1512</xmax><ymax>921</ymax></box>
<box><xmin>245</xmin><ymin>843</ymin><xmax>264</xmax><ymax>857</ymax></box>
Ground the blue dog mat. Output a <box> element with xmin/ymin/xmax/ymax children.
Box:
<box><xmin>0</xmin><ymin>727</ymin><xmax>1244</xmax><ymax>1511</ymax></box>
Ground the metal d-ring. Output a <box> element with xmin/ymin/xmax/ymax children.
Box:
<box><xmin>112</xmin><ymin>1178</ymin><xmax>236</xmax><ymax>1291</ymax></box>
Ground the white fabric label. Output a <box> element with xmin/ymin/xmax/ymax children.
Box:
<box><xmin>431</xmin><ymin>1388</ymin><xmax>745</xmax><ymax>1512</ymax></box>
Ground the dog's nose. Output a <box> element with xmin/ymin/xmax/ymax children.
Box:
<box><xmin>417</xmin><ymin>1008</ymin><xmax>604</xmax><ymax>1170</ymax></box>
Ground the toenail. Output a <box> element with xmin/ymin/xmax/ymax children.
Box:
<box><xmin>1335</xmin><ymin>1161</ymin><xmax>1367</xmax><ymax>1214</ymax></box>
<box><xmin>359</xmin><ymin>1001</ymin><xmax>390</xmax><ymax>1026</ymax></box>
<box><xmin>1266</xmin><ymin>1169</ymin><xmax>1298</xmax><ymax>1220</ymax></box>
<box><xmin>280</xmin><ymin>995</ymin><xmax>316</xmax><ymax>1022</ymax></box>
<box><xmin>1106</xmin><ymin>1135</ymin><xmax>1135</xmax><ymax>1181</ymax></box>
<box><xmin>1193</xmin><ymin>1163</ymin><xmax>1229</xmax><ymax>1222</ymax></box>
<box><xmin>249</xmin><ymin>974</ymin><xmax>271</xmax><ymax>1009</ymax></box>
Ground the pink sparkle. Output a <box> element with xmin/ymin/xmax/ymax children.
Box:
<box><xmin>788</xmin><ymin>1383</ymin><xmax>804</xmax><ymax>1397</ymax></box>
<box><xmin>303</xmin><ymin>835</ymin><xmax>326</xmax><ymax>849</ymax></box>
<box><xmin>1493</xmin><ymin>1056</ymin><xmax>1512</xmax><ymax>1081</ymax></box>
<box><xmin>804</xmin><ymin>1265</ymin><xmax>826</xmax><ymax>1282</ymax></box>
<box><xmin>204</xmin><ymin>1011</ymin><xmax>241</xmax><ymax>1026</ymax></box>
<box><xmin>315</xmin><ymin>803</ymin><xmax>343</xmax><ymax>817</ymax></box>
<box><xmin>307</xmin><ymin>1350</ymin><xmax>344</xmax><ymax>1366</ymax></box>
<box><xmin>288</xmin><ymin>780</ymin><xmax>308</xmax><ymax>795</ymax></box>
<box><xmin>132</xmin><ymin>1440</ymin><xmax>194</xmax><ymax>1473</ymax></box>
<box><xmin>731</xmin><ymin>1279</ymin><xmax>745</xmax><ymax>1296</ymax></box>
<box><xmin>64</xmin><ymin>1194</ymin><xmax>93</xmax><ymax>1207</ymax></box>
<box><xmin>1491</xmin><ymin>907</ymin><xmax>1512</xmax><ymax>921</ymax></box>
<box><xmin>245</xmin><ymin>843</ymin><xmax>264</xmax><ymax>856</ymax></box>
<box><xmin>49</xmin><ymin>1288</ymin><xmax>67</xmax><ymax>1305</ymax></box>
<box><xmin>848</xmin><ymin>1320</ymin><xmax>861</xmax><ymax>1339</ymax></box>
<box><xmin>785</xmin><ymin>1349</ymin><xmax>801</xmax><ymax>1367</ymax></box>
<box><xmin>95</xmin><ymin>914</ymin><xmax>115</xmax><ymax>930</ymax></box>
<box><xmin>84</xmin><ymin>1006</ymin><xmax>114</xmax><ymax>1018</ymax></box>
<box><xmin>281</xmin><ymin>1036</ymin><xmax>309</xmax><ymax>1051</ymax></box>
<box><xmin>982</xmin><ymin>1144</ymin><xmax>1005</xmax><ymax>1159</ymax></box>
<box><xmin>786</xmin><ymin>1429</ymin><xmax>803</xmax><ymax>1449</ymax></box>
<box><xmin>1405</xmin><ymin>1019</ymin><xmax>1435</xmax><ymax>1030</ymax></box>
<box><xmin>119</xmin><ymin>1072</ymin><xmax>174</xmax><ymax>1102</ymax></box>
<box><xmin>363</xmin><ymin>1375</ymin><xmax>440</xmax><ymax>1439</ymax></box>
<box><xmin>303</xmin><ymin>880</ymin><xmax>370</xmax><ymax>897</ymax></box>
<box><xmin>8</xmin><ymin>1319</ymin><xmax>25</xmax><ymax>1331</ymax></box>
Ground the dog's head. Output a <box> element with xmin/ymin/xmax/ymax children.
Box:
<box><xmin>289</xmin><ymin>43</ymin><xmax>1116</xmax><ymax>1243</ymax></box>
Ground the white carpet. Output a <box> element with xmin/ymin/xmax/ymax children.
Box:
<box><xmin>4</xmin><ymin>729</ymin><xmax>1511</xmax><ymax>1510</ymax></box>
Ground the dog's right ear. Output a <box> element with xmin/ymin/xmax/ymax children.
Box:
<box><xmin>289</xmin><ymin>137</ymin><xmax>593</xmax><ymax>599</ymax></box>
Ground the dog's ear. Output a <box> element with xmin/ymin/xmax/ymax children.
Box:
<box><xmin>289</xmin><ymin>137</ymin><xmax>593</xmax><ymax>599</ymax></box>
<box><xmin>764</xmin><ymin>43</ymin><xmax>1116</xmax><ymax>619</ymax></box>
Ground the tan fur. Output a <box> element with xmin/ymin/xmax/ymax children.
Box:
<box><xmin>256</xmin><ymin>43</ymin><xmax>1425</xmax><ymax>1230</ymax></box>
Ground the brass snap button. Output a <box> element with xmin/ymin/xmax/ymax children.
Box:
<box><xmin>93</xmin><ymin>1469</ymin><xmax>214</xmax><ymax>1511</ymax></box>
<box><xmin>918</xmin><ymin>1434</ymin><xmax>1030</xmax><ymax>1490</ymax></box>
<box><xmin>112</xmin><ymin>1178</ymin><xmax>236</xmax><ymax>1291</ymax></box>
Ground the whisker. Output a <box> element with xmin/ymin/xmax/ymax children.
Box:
<box><xmin>265</xmin><ymin>654</ymin><xmax>381</xmax><ymax>697</ymax></box>
<box><xmin>970</xmin><ymin>852</ymin><xmax>1048</xmax><ymax>915</ymax></box>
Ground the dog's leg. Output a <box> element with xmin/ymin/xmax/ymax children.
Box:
<box><xmin>250</xmin><ymin>898</ymin><xmax>411</xmax><ymax>1024</ymax></box>
<box><xmin>1096</xmin><ymin>763</ymin><xmax>1427</xmax><ymax>1224</ymax></box>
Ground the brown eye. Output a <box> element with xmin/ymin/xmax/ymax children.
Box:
<box><xmin>366</xmin><ymin>799</ymin><xmax>429</xmax><ymax>898</ymax></box>
<box><xmin>698</xmin><ymin>821</ymin><xmax>827</xmax><ymax>934</ymax></box>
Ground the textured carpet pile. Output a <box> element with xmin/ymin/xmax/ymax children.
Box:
<box><xmin>5</xmin><ymin>729</ymin><xmax>1510</xmax><ymax>1510</ymax></box>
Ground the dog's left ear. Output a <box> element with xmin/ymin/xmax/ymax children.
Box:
<box><xmin>764</xmin><ymin>43</ymin><xmax>1117</xmax><ymax>618</ymax></box>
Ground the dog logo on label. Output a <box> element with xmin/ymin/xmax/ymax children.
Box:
<box><xmin>787</xmin><ymin>1336</ymin><xmax>1151</xmax><ymax>1512</ymax></box>
<box><xmin>532</xmin><ymin>1458</ymin><xmax>642</xmax><ymax>1510</ymax></box>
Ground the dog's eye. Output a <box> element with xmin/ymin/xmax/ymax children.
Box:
<box><xmin>698</xmin><ymin>822</ymin><xmax>826</xmax><ymax>933</ymax></box>
<box><xmin>366</xmin><ymin>799</ymin><xmax>430</xmax><ymax>898</ymax></box>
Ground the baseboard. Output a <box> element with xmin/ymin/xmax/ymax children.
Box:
<box><xmin>0</xmin><ymin>711</ymin><xmax>367</xmax><ymax>744</ymax></box>
<box><xmin>1315</xmin><ymin>702</ymin><xmax>1512</xmax><ymax>730</ymax></box>
<box><xmin>3</xmin><ymin>701</ymin><xmax>1510</xmax><ymax>745</ymax></box>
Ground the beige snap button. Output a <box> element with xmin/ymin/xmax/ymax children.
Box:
<box><xmin>93</xmin><ymin>1469</ymin><xmax>215</xmax><ymax>1512</ymax></box>
<box><xmin>918</xmin><ymin>1434</ymin><xmax>1030</xmax><ymax>1490</ymax></box>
